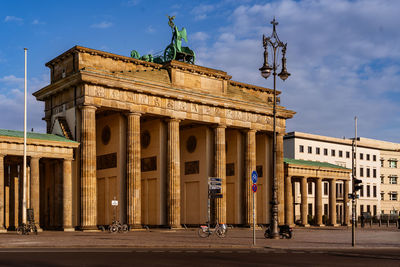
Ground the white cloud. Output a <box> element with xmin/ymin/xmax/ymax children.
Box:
<box><xmin>4</xmin><ymin>16</ymin><xmax>23</xmax><ymax>23</ymax></box>
<box><xmin>190</xmin><ymin>32</ymin><xmax>209</xmax><ymax>42</ymax></box>
<box><xmin>191</xmin><ymin>4</ymin><xmax>215</xmax><ymax>21</ymax></box>
<box><xmin>91</xmin><ymin>21</ymin><xmax>113</xmax><ymax>29</ymax></box>
<box><xmin>146</xmin><ymin>25</ymin><xmax>155</xmax><ymax>33</ymax></box>
<box><xmin>197</xmin><ymin>0</ymin><xmax>400</xmax><ymax>142</ymax></box>
<box><xmin>0</xmin><ymin>74</ymin><xmax>48</xmax><ymax>133</ymax></box>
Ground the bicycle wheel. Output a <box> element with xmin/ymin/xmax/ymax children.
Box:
<box><xmin>121</xmin><ymin>224</ymin><xmax>129</xmax><ymax>233</ymax></box>
<box><xmin>16</xmin><ymin>226</ymin><xmax>24</xmax><ymax>235</ymax></box>
<box><xmin>198</xmin><ymin>227</ymin><xmax>210</xmax><ymax>238</ymax></box>
<box><xmin>216</xmin><ymin>228</ymin><xmax>226</xmax><ymax>238</ymax></box>
<box><xmin>109</xmin><ymin>225</ymin><xmax>118</xmax><ymax>233</ymax></box>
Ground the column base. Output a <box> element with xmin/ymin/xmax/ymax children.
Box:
<box><xmin>327</xmin><ymin>224</ymin><xmax>340</xmax><ymax>227</ymax></box>
<box><xmin>63</xmin><ymin>227</ymin><xmax>75</xmax><ymax>232</ymax></box>
<box><xmin>0</xmin><ymin>228</ymin><xmax>7</xmax><ymax>233</ymax></box>
<box><xmin>82</xmin><ymin>225</ymin><xmax>100</xmax><ymax>232</ymax></box>
<box><xmin>300</xmin><ymin>224</ymin><xmax>310</xmax><ymax>227</ymax></box>
<box><xmin>314</xmin><ymin>224</ymin><xmax>325</xmax><ymax>227</ymax></box>
<box><xmin>129</xmin><ymin>224</ymin><xmax>143</xmax><ymax>230</ymax></box>
<box><xmin>169</xmin><ymin>225</ymin><xmax>182</xmax><ymax>229</ymax></box>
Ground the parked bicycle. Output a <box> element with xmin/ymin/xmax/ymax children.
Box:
<box><xmin>198</xmin><ymin>222</ymin><xmax>227</xmax><ymax>238</ymax></box>
<box><xmin>17</xmin><ymin>208</ymin><xmax>38</xmax><ymax>235</ymax></box>
<box><xmin>109</xmin><ymin>220</ymin><xmax>129</xmax><ymax>233</ymax></box>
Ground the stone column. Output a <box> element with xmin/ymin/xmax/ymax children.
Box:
<box><xmin>276</xmin><ymin>133</ymin><xmax>285</xmax><ymax>224</ymax></box>
<box><xmin>63</xmin><ymin>159</ymin><xmax>74</xmax><ymax>231</ymax></box>
<box><xmin>245</xmin><ymin>129</ymin><xmax>256</xmax><ymax>226</ymax></box>
<box><xmin>167</xmin><ymin>118</ymin><xmax>181</xmax><ymax>228</ymax></box>
<box><xmin>315</xmin><ymin>178</ymin><xmax>323</xmax><ymax>226</ymax></box>
<box><xmin>328</xmin><ymin>179</ymin><xmax>337</xmax><ymax>226</ymax></box>
<box><xmin>215</xmin><ymin>125</ymin><xmax>226</xmax><ymax>224</ymax></box>
<box><xmin>80</xmin><ymin>105</ymin><xmax>97</xmax><ymax>230</ymax></box>
<box><xmin>300</xmin><ymin>177</ymin><xmax>308</xmax><ymax>226</ymax></box>
<box><xmin>284</xmin><ymin>175</ymin><xmax>294</xmax><ymax>226</ymax></box>
<box><xmin>127</xmin><ymin>112</ymin><xmax>141</xmax><ymax>228</ymax></box>
<box><xmin>343</xmin><ymin>179</ymin><xmax>350</xmax><ymax>226</ymax></box>
<box><xmin>30</xmin><ymin>157</ymin><xmax>41</xmax><ymax>231</ymax></box>
<box><xmin>0</xmin><ymin>154</ymin><xmax>6</xmax><ymax>232</ymax></box>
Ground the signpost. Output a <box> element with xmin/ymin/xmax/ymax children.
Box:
<box><xmin>112</xmin><ymin>197</ymin><xmax>118</xmax><ymax>223</ymax></box>
<box><xmin>208</xmin><ymin>177</ymin><xmax>223</xmax><ymax>228</ymax></box>
<box><xmin>251</xmin><ymin>171</ymin><xmax>258</xmax><ymax>246</ymax></box>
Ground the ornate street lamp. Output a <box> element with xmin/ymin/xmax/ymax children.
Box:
<box><xmin>260</xmin><ymin>18</ymin><xmax>290</xmax><ymax>239</ymax></box>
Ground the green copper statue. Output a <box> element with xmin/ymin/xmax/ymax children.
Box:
<box><xmin>131</xmin><ymin>16</ymin><xmax>195</xmax><ymax>64</ymax></box>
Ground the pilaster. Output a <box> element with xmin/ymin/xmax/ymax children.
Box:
<box><xmin>284</xmin><ymin>175</ymin><xmax>294</xmax><ymax>226</ymax></box>
<box><xmin>328</xmin><ymin>179</ymin><xmax>338</xmax><ymax>226</ymax></box>
<box><xmin>80</xmin><ymin>105</ymin><xmax>97</xmax><ymax>230</ymax></box>
<box><xmin>343</xmin><ymin>179</ymin><xmax>350</xmax><ymax>226</ymax></box>
<box><xmin>300</xmin><ymin>177</ymin><xmax>309</xmax><ymax>227</ymax></box>
<box><xmin>0</xmin><ymin>155</ymin><xmax>6</xmax><ymax>232</ymax></box>
<box><xmin>214</xmin><ymin>125</ymin><xmax>226</xmax><ymax>224</ymax></box>
<box><xmin>63</xmin><ymin>159</ymin><xmax>74</xmax><ymax>231</ymax></box>
<box><xmin>30</xmin><ymin>157</ymin><xmax>42</xmax><ymax>231</ymax></box>
<box><xmin>276</xmin><ymin>133</ymin><xmax>285</xmax><ymax>224</ymax></box>
<box><xmin>315</xmin><ymin>178</ymin><xmax>323</xmax><ymax>226</ymax></box>
<box><xmin>167</xmin><ymin>118</ymin><xmax>181</xmax><ymax>228</ymax></box>
<box><xmin>245</xmin><ymin>129</ymin><xmax>256</xmax><ymax>226</ymax></box>
<box><xmin>127</xmin><ymin>112</ymin><xmax>142</xmax><ymax>228</ymax></box>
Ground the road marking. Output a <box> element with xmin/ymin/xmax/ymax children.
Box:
<box><xmin>152</xmin><ymin>250</ymin><xmax>165</xmax><ymax>253</ymax></box>
<box><xmin>238</xmin><ymin>251</ymin><xmax>250</xmax><ymax>253</ymax></box>
<box><xmin>186</xmin><ymin>250</ymin><xmax>198</xmax><ymax>253</ymax></box>
<box><xmin>220</xmin><ymin>251</ymin><xmax>233</xmax><ymax>253</ymax></box>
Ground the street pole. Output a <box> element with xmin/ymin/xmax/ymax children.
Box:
<box><xmin>22</xmin><ymin>48</ymin><xmax>28</xmax><ymax>225</ymax></box>
<box><xmin>352</xmin><ymin>116</ymin><xmax>358</xmax><ymax>247</ymax></box>
<box><xmin>259</xmin><ymin>18</ymin><xmax>290</xmax><ymax>239</ymax></box>
<box><xmin>253</xmin><ymin>190</ymin><xmax>255</xmax><ymax>245</ymax></box>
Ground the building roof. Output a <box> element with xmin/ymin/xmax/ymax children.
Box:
<box><xmin>284</xmin><ymin>157</ymin><xmax>350</xmax><ymax>170</ymax></box>
<box><xmin>0</xmin><ymin>129</ymin><xmax>78</xmax><ymax>143</ymax></box>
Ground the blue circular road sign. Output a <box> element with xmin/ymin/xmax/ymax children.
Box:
<box><xmin>251</xmin><ymin>170</ymin><xmax>258</xmax><ymax>184</ymax></box>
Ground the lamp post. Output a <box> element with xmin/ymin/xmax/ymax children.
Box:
<box><xmin>259</xmin><ymin>18</ymin><xmax>290</xmax><ymax>239</ymax></box>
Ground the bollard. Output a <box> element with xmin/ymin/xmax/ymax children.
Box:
<box><xmin>378</xmin><ymin>219</ymin><xmax>381</xmax><ymax>227</ymax></box>
<box><xmin>387</xmin><ymin>219</ymin><xmax>389</xmax><ymax>227</ymax></box>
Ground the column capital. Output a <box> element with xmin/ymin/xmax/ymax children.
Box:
<box><xmin>126</xmin><ymin>111</ymin><xmax>143</xmax><ymax>117</ymax></box>
<box><xmin>213</xmin><ymin>124</ymin><xmax>227</xmax><ymax>129</ymax></box>
<box><xmin>79</xmin><ymin>104</ymin><xmax>97</xmax><ymax>111</ymax></box>
<box><xmin>0</xmin><ymin>153</ymin><xmax>5</xmax><ymax>158</ymax></box>
<box><xmin>166</xmin><ymin>117</ymin><xmax>181</xmax><ymax>123</ymax></box>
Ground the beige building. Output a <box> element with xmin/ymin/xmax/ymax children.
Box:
<box><xmin>28</xmin><ymin>45</ymin><xmax>296</xmax><ymax>230</ymax></box>
<box><xmin>355</xmin><ymin>138</ymin><xmax>400</xmax><ymax>215</ymax></box>
<box><xmin>0</xmin><ymin>129</ymin><xmax>79</xmax><ymax>231</ymax></box>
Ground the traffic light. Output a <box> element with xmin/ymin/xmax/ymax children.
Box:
<box><xmin>354</xmin><ymin>178</ymin><xmax>362</xmax><ymax>192</ymax></box>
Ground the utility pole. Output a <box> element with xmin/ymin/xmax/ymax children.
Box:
<box><xmin>352</xmin><ymin>116</ymin><xmax>358</xmax><ymax>247</ymax></box>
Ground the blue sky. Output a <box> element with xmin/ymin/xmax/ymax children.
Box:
<box><xmin>1</xmin><ymin>0</ymin><xmax>400</xmax><ymax>143</ymax></box>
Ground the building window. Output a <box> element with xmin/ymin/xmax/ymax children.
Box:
<box><xmin>389</xmin><ymin>192</ymin><xmax>398</xmax><ymax>201</ymax></box>
<box><xmin>389</xmin><ymin>176</ymin><xmax>398</xmax><ymax>184</ymax></box>
<box><xmin>360</xmin><ymin>205</ymin><xmax>364</xmax><ymax>214</ymax></box>
<box><xmin>389</xmin><ymin>159</ymin><xmax>397</xmax><ymax>168</ymax></box>
<box><xmin>360</xmin><ymin>185</ymin><xmax>364</xmax><ymax>197</ymax></box>
<box><xmin>380</xmin><ymin>159</ymin><xmax>384</xmax><ymax>167</ymax></box>
<box><xmin>331</xmin><ymin>149</ymin><xmax>336</xmax><ymax>157</ymax></box>
<box><xmin>339</xmin><ymin>150</ymin><xmax>343</xmax><ymax>158</ymax></box>
<box><xmin>373</xmin><ymin>169</ymin><xmax>376</xmax><ymax>178</ymax></box>
<box><xmin>373</xmin><ymin>205</ymin><xmax>377</xmax><ymax>216</ymax></box>
<box><xmin>381</xmin><ymin>175</ymin><xmax>384</xmax><ymax>184</ymax></box>
<box><xmin>308</xmin><ymin>203</ymin><xmax>313</xmax><ymax>216</ymax></box>
<box><xmin>324</xmin><ymin>204</ymin><xmax>328</xmax><ymax>215</ymax></box>
<box><xmin>366</xmin><ymin>168</ymin><xmax>370</xmax><ymax>178</ymax></box>
<box><xmin>360</xmin><ymin>167</ymin><xmax>364</xmax><ymax>177</ymax></box>
<box><xmin>308</xmin><ymin>182</ymin><xmax>313</xmax><ymax>194</ymax></box>
<box><xmin>366</xmin><ymin>154</ymin><xmax>370</xmax><ymax>161</ymax></box>
<box><xmin>308</xmin><ymin>146</ymin><xmax>312</xmax><ymax>154</ymax></box>
<box><xmin>324</xmin><ymin>182</ymin><xmax>328</xmax><ymax>195</ymax></box>
<box><xmin>360</xmin><ymin>153</ymin><xmax>364</xmax><ymax>160</ymax></box>
<box><xmin>366</xmin><ymin>185</ymin><xmax>370</xmax><ymax>197</ymax></box>
<box><xmin>316</xmin><ymin>147</ymin><xmax>320</xmax><ymax>155</ymax></box>
<box><xmin>381</xmin><ymin>192</ymin><xmax>384</xmax><ymax>200</ymax></box>
<box><xmin>299</xmin><ymin>145</ymin><xmax>304</xmax><ymax>153</ymax></box>
<box><xmin>324</xmin><ymin>148</ymin><xmax>328</xmax><ymax>156</ymax></box>
<box><xmin>346</xmin><ymin>151</ymin><xmax>350</xmax><ymax>158</ymax></box>
<box><xmin>367</xmin><ymin>205</ymin><xmax>371</xmax><ymax>213</ymax></box>
<box><xmin>373</xmin><ymin>185</ymin><xmax>377</xmax><ymax>198</ymax></box>
<box><xmin>373</xmin><ymin>155</ymin><xmax>376</xmax><ymax>161</ymax></box>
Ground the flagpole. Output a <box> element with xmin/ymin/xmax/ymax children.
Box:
<box><xmin>23</xmin><ymin>48</ymin><xmax>28</xmax><ymax>225</ymax></box>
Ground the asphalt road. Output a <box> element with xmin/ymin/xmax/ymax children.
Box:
<box><xmin>0</xmin><ymin>248</ymin><xmax>399</xmax><ymax>267</ymax></box>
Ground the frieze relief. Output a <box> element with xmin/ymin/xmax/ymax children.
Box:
<box><xmin>86</xmin><ymin>85</ymin><xmax>285</xmax><ymax>130</ymax></box>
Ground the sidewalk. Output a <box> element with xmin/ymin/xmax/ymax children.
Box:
<box><xmin>0</xmin><ymin>226</ymin><xmax>399</xmax><ymax>250</ymax></box>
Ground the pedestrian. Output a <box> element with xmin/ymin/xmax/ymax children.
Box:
<box><xmin>398</xmin><ymin>213</ymin><xmax>400</xmax><ymax>229</ymax></box>
<box><xmin>361</xmin><ymin>213</ymin><xmax>365</xmax><ymax>228</ymax></box>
